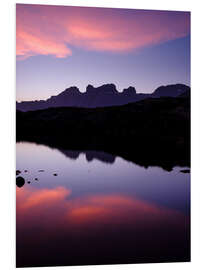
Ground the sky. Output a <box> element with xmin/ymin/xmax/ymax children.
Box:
<box><xmin>16</xmin><ymin>4</ymin><xmax>190</xmax><ymax>102</ymax></box>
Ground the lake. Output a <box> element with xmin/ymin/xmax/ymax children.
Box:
<box><xmin>16</xmin><ymin>141</ymin><xmax>190</xmax><ymax>267</ymax></box>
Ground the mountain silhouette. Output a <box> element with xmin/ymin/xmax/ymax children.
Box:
<box><xmin>152</xmin><ymin>84</ymin><xmax>190</xmax><ymax>98</ymax></box>
<box><xmin>16</xmin><ymin>94</ymin><xmax>190</xmax><ymax>171</ymax></box>
<box><xmin>16</xmin><ymin>83</ymin><xmax>190</xmax><ymax>111</ymax></box>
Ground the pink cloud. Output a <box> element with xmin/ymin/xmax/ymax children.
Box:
<box><xmin>17</xmin><ymin>30</ymin><xmax>72</xmax><ymax>60</ymax></box>
<box><xmin>16</xmin><ymin>4</ymin><xmax>190</xmax><ymax>60</ymax></box>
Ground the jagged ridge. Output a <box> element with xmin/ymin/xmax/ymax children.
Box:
<box><xmin>16</xmin><ymin>83</ymin><xmax>190</xmax><ymax>111</ymax></box>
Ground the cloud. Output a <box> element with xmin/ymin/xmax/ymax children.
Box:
<box><xmin>16</xmin><ymin>5</ymin><xmax>190</xmax><ymax>60</ymax></box>
<box><xmin>17</xmin><ymin>30</ymin><xmax>72</xmax><ymax>60</ymax></box>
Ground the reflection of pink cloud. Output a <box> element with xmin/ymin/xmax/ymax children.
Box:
<box><xmin>16</xmin><ymin>186</ymin><xmax>187</xmax><ymax>231</ymax></box>
<box><xmin>23</xmin><ymin>187</ymin><xmax>71</xmax><ymax>208</ymax></box>
<box><xmin>68</xmin><ymin>194</ymin><xmax>186</xmax><ymax>226</ymax></box>
<box><xmin>16</xmin><ymin>186</ymin><xmax>71</xmax><ymax>228</ymax></box>
<box><xmin>16</xmin><ymin>4</ymin><xmax>190</xmax><ymax>60</ymax></box>
<box><xmin>16</xmin><ymin>186</ymin><xmax>190</xmax><ymax>266</ymax></box>
<box><xmin>16</xmin><ymin>185</ymin><xmax>190</xmax><ymax>267</ymax></box>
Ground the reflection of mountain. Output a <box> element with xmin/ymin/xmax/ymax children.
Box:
<box><xmin>85</xmin><ymin>151</ymin><xmax>115</xmax><ymax>163</ymax></box>
<box><xmin>16</xmin><ymin>83</ymin><xmax>190</xmax><ymax>111</ymax></box>
<box><xmin>17</xmin><ymin>94</ymin><xmax>190</xmax><ymax>171</ymax></box>
<box><xmin>59</xmin><ymin>150</ymin><xmax>80</xmax><ymax>160</ymax></box>
<box><xmin>60</xmin><ymin>150</ymin><xmax>116</xmax><ymax>164</ymax></box>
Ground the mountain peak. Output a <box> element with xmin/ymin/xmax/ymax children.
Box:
<box><xmin>152</xmin><ymin>84</ymin><xmax>190</xmax><ymax>97</ymax></box>
<box><xmin>86</xmin><ymin>83</ymin><xmax>118</xmax><ymax>95</ymax></box>
<box><xmin>60</xmin><ymin>86</ymin><xmax>81</xmax><ymax>96</ymax></box>
<box><xmin>123</xmin><ymin>86</ymin><xmax>136</xmax><ymax>95</ymax></box>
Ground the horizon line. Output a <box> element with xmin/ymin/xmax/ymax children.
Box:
<box><xmin>16</xmin><ymin>82</ymin><xmax>190</xmax><ymax>103</ymax></box>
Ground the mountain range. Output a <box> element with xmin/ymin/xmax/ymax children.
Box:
<box><xmin>16</xmin><ymin>83</ymin><xmax>190</xmax><ymax>111</ymax></box>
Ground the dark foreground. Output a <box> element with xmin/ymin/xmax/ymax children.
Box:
<box><xmin>17</xmin><ymin>96</ymin><xmax>190</xmax><ymax>171</ymax></box>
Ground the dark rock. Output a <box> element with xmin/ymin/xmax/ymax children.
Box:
<box><xmin>180</xmin><ymin>169</ymin><xmax>190</xmax><ymax>173</ymax></box>
<box><xmin>27</xmin><ymin>181</ymin><xmax>31</xmax><ymax>184</ymax></box>
<box><xmin>53</xmin><ymin>173</ymin><xmax>57</xmax><ymax>176</ymax></box>
<box><xmin>35</xmin><ymin>178</ymin><xmax>38</xmax><ymax>180</ymax></box>
<box><xmin>16</xmin><ymin>176</ymin><xmax>25</xmax><ymax>188</ymax></box>
<box><xmin>16</xmin><ymin>170</ymin><xmax>21</xmax><ymax>175</ymax></box>
<box><xmin>24</xmin><ymin>170</ymin><xmax>28</xmax><ymax>172</ymax></box>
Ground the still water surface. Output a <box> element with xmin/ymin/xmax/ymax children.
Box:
<box><xmin>16</xmin><ymin>142</ymin><xmax>190</xmax><ymax>267</ymax></box>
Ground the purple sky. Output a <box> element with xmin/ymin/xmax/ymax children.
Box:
<box><xmin>16</xmin><ymin>4</ymin><xmax>190</xmax><ymax>101</ymax></box>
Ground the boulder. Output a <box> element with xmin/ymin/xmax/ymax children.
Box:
<box><xmin>16</xmin><ymin>176</ymin><xmax>25</xmax><ymax>188</ymax></box>
<box><xmin>16</xmin><ymin>170</ymin><xmax>21</xmax><ymax>176</ymax></box>
<box><xmin>180</xmin><ymin>169</ymin><xmax>190</xmax><ymax>173</ymax></box>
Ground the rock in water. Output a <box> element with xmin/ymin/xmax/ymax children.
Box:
<box><xmin>180</xmin><ymin>169</ymin><xmax>190</xmax><ymax>173</ymax></box>
<box><xmin>16</xmin><ymin>176</ymin><xmax>25</xmax><ymax>188</ymax></box>
<box><xmin>16</xmin><ymin>170</ymin><xmax>21</xmax><ymax>175</ymax></box>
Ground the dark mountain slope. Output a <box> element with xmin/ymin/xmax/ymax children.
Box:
<box><xmin>16</xmin><ymin>95</ymin><xmax>190</xmax><ymax>170</ymax></box>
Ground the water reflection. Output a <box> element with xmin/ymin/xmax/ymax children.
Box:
<box><xmin>60</xmin><ymin>150</ymin><xmax>116</xmax><ymax>164</ymax></box>
<box><xmin>16</xmin><ymin>142</ymin><xmax>190</xmax><ymax>267</ymax></box>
